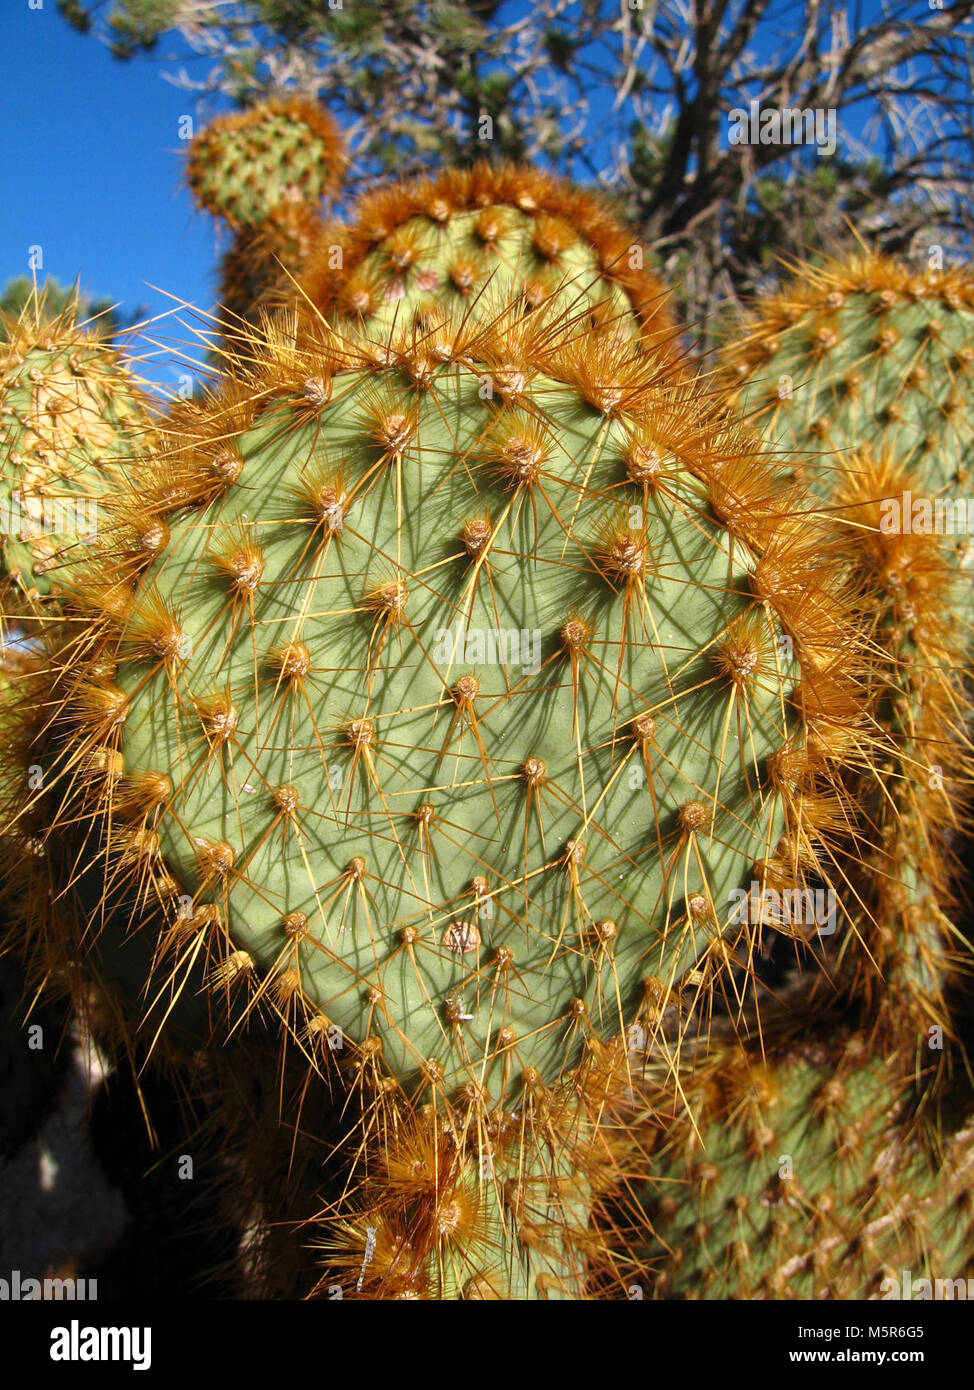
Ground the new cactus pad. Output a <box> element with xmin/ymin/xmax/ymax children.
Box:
<box><xmin>296</xmin><ymin>163</ymin><xmax>680</xmax><ymax>356</ymax></box>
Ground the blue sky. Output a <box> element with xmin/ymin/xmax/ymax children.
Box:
<box><xmin>2</xmin><ymin>6</ymin><xmax>224</xmax><ymax>390</ymax></box>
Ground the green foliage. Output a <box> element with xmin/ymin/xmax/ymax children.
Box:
<box><xmin>732</xmin><ymin>159</ymin><xmax>896</xmax><ymax>276</ymax></box>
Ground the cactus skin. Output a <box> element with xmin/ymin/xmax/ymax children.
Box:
<box><xmin>724</xmin><ymin>254</ymin><xmax>974</xmax><ymax>570</ymax></box>
<box><xmin>297</xmin><ymin>163</ymin><xmax>679</xmax><ymax>355</ymax></box>
<box><xmin>824</xmin><ymin>449</ymin><xmax>971</xmax><ymax>1051</ymax></box>
<box><xmin>0</xmin><ymin>289</ymin><xmax>155</xmax><ymax>624</ymax></box>
<box><xmin>186</xmin><ymin>100</ymin><xmax>341</xmax><ymax>337</ymax></box>
<box><xmin>185</xmin><ymin>98</ymin><xmax>345</xmax><ymax>233</ymax></box>
<box><xmin>627</xmin><ymin>1030</ymin><xmax>974</xmax><ymax>1300</ymax></box>
<box><xmin>19</xmin><ymin>314</ymin><xmax>851</xmax><ymax>1063</ymax></box>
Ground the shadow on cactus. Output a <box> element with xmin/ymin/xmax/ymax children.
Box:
<box><xmin>614</xmin><ymin>1023</ymin><xmax>974</xmax><ymax>1299</ymax></box>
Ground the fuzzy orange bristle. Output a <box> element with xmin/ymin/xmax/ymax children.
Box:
<box><xmin>196</xmin><ymin>694</ymin><xmax>240</xmax><ymax>748</ymax></box>
<box><xmin>193</xmin><ymin>837</ymin><xmax>236</xmax><ymax>881</ymax></box>
<box><xmin>363</xmin><ymin>397</ymin><xmax>419</xmax><ymax>455</ymax></box>
<box><xmin>269</xmin><ymin>642</ymin><xmax>312</xmax><ymax>682</ymax></box>
<box><xmin>346</xmin><ymin>717</ymin><xmax>376</xmax><ymax>748</ymax></box>
<box><xmin>678</xmin><ymin>801</ymin><xmax>708</xmax><ymax>834</ymax></box>
<box><xmin>209</xmin><ymin>524</ymin><xmax>265</xmax><ymax>597</ymax></box>
<box><xmin>481</xmin><ymin>410</ymin><xmax>552</xmax><ymax>490</ymax></box>
<box><xmin>295</xmin><ymin>158</ymin><xmax>681</xmax><ymax>360</ymax></box>
<box><xmin>364</xmin><ymin>579</ymin><xmax>409</xmax><ymax>623</ymax></box>
<box><xmin>460</xmin><ymin>513</ymin><xmax>493</xmax><ymax>559</ymax></box>
<box><xmin>72</xmin><ymin>681</ymin><xmax>129</xmax><ymax>733</ymax></box>
<box><xmin>121</xmin><ymin>589</ymin><xmax>191</xmax><ymax>669</ymax></box>
<box><xmin>560</xmin><ymin>615</ymin><xmax>593</xmax><ymax>654</ymax></box>
<box><xmin>713</xmin><ymin>615</ymin><xmax>766</xmax><ymax>690</ymax></box>
<box><xmin>112</xmin><ymin>769</ymin><xmax>173</xmax><ymax>820</ymax></box>
<box><xmin>593</xmin><ymin>518</ymin><xmax>651</xmax><ymax>586</ymax></box>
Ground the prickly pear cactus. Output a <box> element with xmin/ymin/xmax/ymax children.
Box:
<box><xmin>185</xmin><ymin>98</ymin><xmax>345</xmax><ymax>232</ymax></box>
<box><xmin>823</xmin><ymin>448</ymin><xmax>971</xmax><ymax>1047</ymax></box>
<box><xmin>723</xmin><ymin>256</ymin><xmax>974</xmax><ymax>1052</ymax></box>
<box><xmin>8</xmin><ymin>278</ymin><xmax>868</xmax><ymax>1296</ymax></box>
<box><xmin>0</xmin><ymin>287</ymin><xmax>155</xmax><ymax>628</ymax></box>
<box><xmin>723</xmin><ymin>254</ymin><xmax>974</xmax><ymax>562</ymax></box>
<box><xmin>299</xmin><ymin>162</ymin><xmax>679</xmax><ymax>354</ymax></box>
<box><xmin>629</xmin><ymin>1031</ymin><xmax>974</xmax><ymax>1299</ymax></box>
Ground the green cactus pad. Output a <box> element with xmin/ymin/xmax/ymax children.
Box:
<box><xmin>632</xmin><ymin>1033</ymin><xmax>974</xmax><ymax>1299</ymax></box>
<box><xmin>724</xmin><ymin>257</ymin><xmax>974</xmax><ymax>1047</ymax></box>
<box><xmin>186</xmin><ymin>98</ymin><xmax>345</xmax><ymax>232</ymax></box>
<box><xmin>724</xmin><ymin>253</ymin><xmax>974</xmax><ymax>535</ymax></box>
<box><xmin>6</xmin><ymin>294</ymin><xmax>870</xmax><ymax>1300</ymax></box>
<box><xmin>0</xmin><ymin>287</ymin><xmax>155</xmax><ymax>615</ymax></box>
<box><xmin>299</xmin><ymin>162</ymin><xmax>679</xmax><ymax>356</ymax></box>
<box><xmin>22</xmin><ymin>306</ymin><xmax>860</xmax><ymax>1100</ymax></box>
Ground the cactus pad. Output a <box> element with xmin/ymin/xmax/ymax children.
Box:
<box><xmin>299</xmin><ymin>163</ymin><xmax>679</xmax><ymax>355</ymax></box>
<box><xmin>8</xmin><ymin>295</ymin><xmax>867</xmax><ymax>1297</ymax></box>
<box><xmin>186</xmin><ymin>98</ymin><xmax>345</xmax><ymax>232</ymax></box>
<box><xmin>0</xmin><ymin>287</ymin><xmax>154</xmax><ymax>621</ymax></box>
<box><xmin>632</xmin><ymin>1033</ymin><xmax>974</xmax><ymax>1299</ymax></box>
